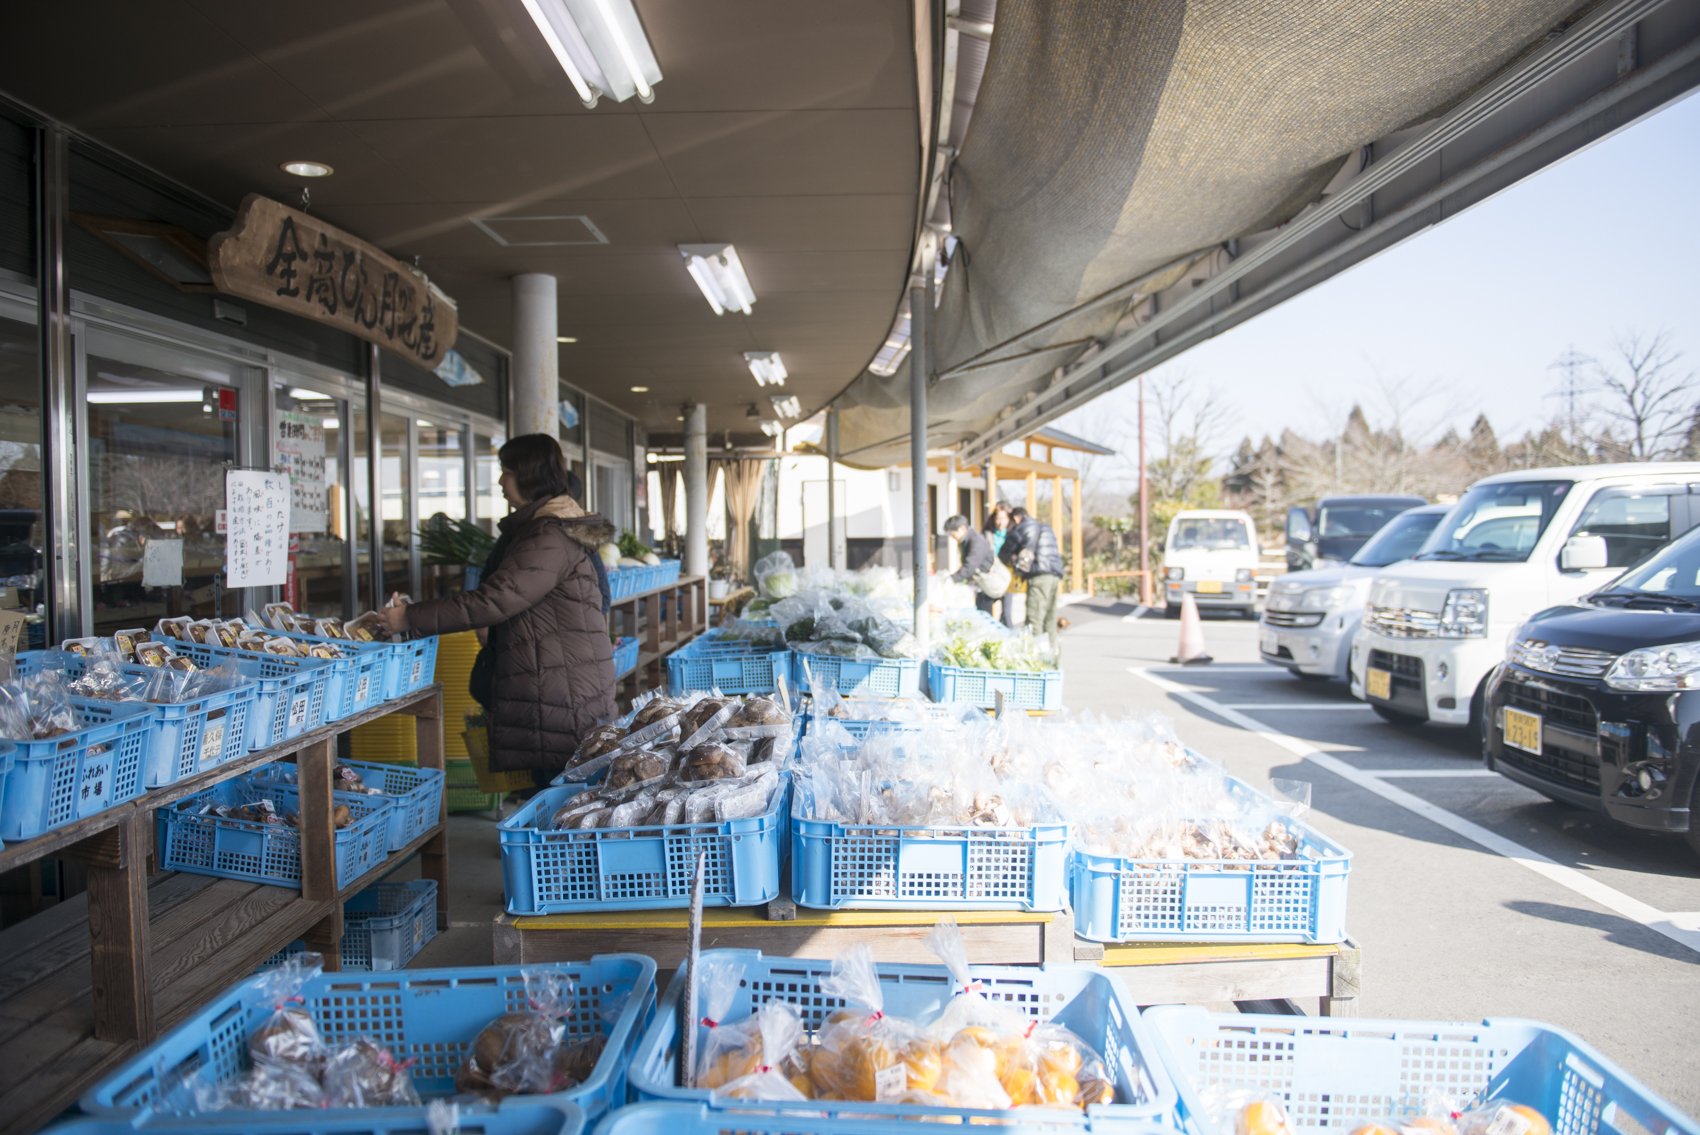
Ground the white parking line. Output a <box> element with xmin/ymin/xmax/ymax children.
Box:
<box><xmin>1147</xmin><ymin>664</ymin><xmax>1273</xmax><ymax>671</ymax></box>
<box><xmin>1130</xmin><ymin>666</ymin><xmax>1700</xmax><ymax>957</ymax></box>
<box><xmin>1361</xmin><ymin>769</ymin><xmax>1503</xmax><ymax>778</ymax></box>
<box><xmin>1218</xmin><ymin>703</ymin><xmax>1376</xmax><ymax>710</ymax></box>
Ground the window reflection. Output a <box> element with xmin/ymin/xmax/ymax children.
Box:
<box><xmin>274</xmin><ymin>384</ymin><xmax>347</xmax><ymax>617</ymax></box>
<box><xmin>0</xmin><ymin>317</ymin><xmax>43</xmax><ymax>645</ymax></box>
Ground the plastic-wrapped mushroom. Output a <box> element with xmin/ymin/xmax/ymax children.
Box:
<box><xmin>631</xmin><ymin>698</ymin><xmax>684</xmax><ymax>729</ymax></box>
<box><xmin>682</xmin><ymin>741</ymin><xmax>746</xmax><ymax>781</ymax></box>
<box><xmin>730</xmin><ymin>696</ymin><xmax>788</xmax><ymax>727</ymax></box>
<box><xmin>680</xmin><ymin>697</ymin><xmax>732</xmax><ymax>737</ymax></box>
<box><xmin>574</xmin><ymin>723</ymin><xmax>627</xmax><ymax>765</ymax></box>
<box><xmin>605</xmin><ymin>753</ymin><xmax>644</xmax><ymax>790</ymax></box>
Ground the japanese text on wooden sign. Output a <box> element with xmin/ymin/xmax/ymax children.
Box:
<box><xmin>274</xmin><ymin>410</ymin><xmax>327</xmax><ymax>533</ymax></box>
<box><xmin>225</xmin><ymin>470</ymin><xmax>289</xmax><ymax>587</ymax></box>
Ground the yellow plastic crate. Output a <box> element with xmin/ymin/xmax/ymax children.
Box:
<box><xmin>464</xmin><ymin>724</ymin><xmax>532</xmax><ymax>795</ymax></box>
<box><xmin>350</xmin><ymin>713</ymin><xmax>416</xmax><ymax>765</ymax></box>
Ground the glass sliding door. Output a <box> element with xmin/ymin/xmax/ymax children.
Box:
<box><xmin>273</xmin><ymin>381</ymin><xmax>351</xmax><ymax>618</ymax></box>
<box><xmin>416</xmin><ymin>418</ymin><xmax>466</xmax><ymax>600</ymax></box>
<box><xmin>473</xmin><ymin>430</ymin><xmax>507</xmax><ymax>534</ymax></box>
<box><xmin>0</xmin><ymin>310</ymin><xmax>44</xmax><ymax>647</ymax></box>
<box><xmin>380</xmin><ymin>413</ymin><xmax>413</xmax><ymax>601</ymax></box>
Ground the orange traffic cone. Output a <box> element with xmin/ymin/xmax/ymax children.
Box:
<box><xmin>1169</xmin><ymin>593</ymin><xmax>1213</xmax><ymax>665</ymax></box>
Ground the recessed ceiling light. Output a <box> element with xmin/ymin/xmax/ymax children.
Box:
<box><xmin>630</xmin><ymin>385</ymin><xmax>649</xmax><ymax>393</ymax></box>
<box><xmin>557</xmin><ymin>336</ymin><xmax>578</xmax><ymax>343</ymax></box>
<box><xmin>280</xmin><ymin>161</ymin><xmax>334</xmax><ymax>178</ymax></box>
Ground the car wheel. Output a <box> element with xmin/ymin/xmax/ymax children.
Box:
<box><xmin>1164</xmin><ymin>604</ymin><xmax>1180</xmax><ymax>619</ymax></box>
<box><xmin>1371</xmin><ymin>704</ymin><xmax>1424</xmax><ymax>725</ymax></box>
<box><xmin>1289</xmin><ymin>669</ymin><xmax>1330</xmax><ymax>681</ymax></box>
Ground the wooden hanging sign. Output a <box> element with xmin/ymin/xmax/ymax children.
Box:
<box><xmin>207</xmin><ymin>194</ymin><xmax>458</xmax><ymax>367</ymax></box>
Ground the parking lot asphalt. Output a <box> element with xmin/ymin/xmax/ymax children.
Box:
<box><xmin>1059</xmin><ymin>597</ymin><xmax>1700</xmax><ymax>1114</ymax></box>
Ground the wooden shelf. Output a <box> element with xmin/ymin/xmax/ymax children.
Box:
<box><xmin>0</xmin><ymin>684</ymin><xmax>448</xmax><ymax>1135</ymax></box>
<box><xmin>608</xmin><ymin>574</ymin><xmax>709</xmax><ymax>703</ymax></box>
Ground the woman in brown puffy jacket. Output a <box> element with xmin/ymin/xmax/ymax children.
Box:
<box><xmin>380</xmin><ymin>434</ymin><xmax>616</xmax><ymax>782</ymax></box>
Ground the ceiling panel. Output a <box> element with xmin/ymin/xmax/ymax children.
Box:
<box><xmin>645</xmin><ymin>109</ymin><xmax>918</xmax><ymax>198</ymax></box>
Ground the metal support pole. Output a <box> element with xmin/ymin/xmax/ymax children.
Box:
<box><xmin>366</xmin><ymin>343</ymin><xmax>385</xmax><ymax>612</ymax></box>
<box><xmin>36</xmin><ymin>124</ymin><xmax>80</xmax><ymax>644</ymax></box>
<box><xmin>1138</xmin><ymin>373</ymin><xmax>1151</xmax><ymax>607</ymax></box>
<box><xmin>684</xmin><ymin>404</ymin><xmax>708</xmax><ymax>578</ymax></box>
<box><xmin>909</xmin><ymin>277</ymin><xmax>930</xmax><ymax>642</ymax></box>
<box><xmin>826</xmin><ymin>407</ymin><xmax>840</xmax><ymax>569</ymax></box>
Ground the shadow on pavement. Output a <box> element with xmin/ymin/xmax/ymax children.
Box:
<box><xmin>1504</xmin><ymin>899</ymin><xmax>1700</xmax><ymax>965</ymax></box>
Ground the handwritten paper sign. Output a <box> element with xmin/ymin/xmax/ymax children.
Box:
<box><xmin>0</xmin><ymin>610</ymin><xmax>25</xmax><ymax>677</ymax></box>
<box><xmin>225</xmin><ymin>470</ymin><xmax>289</xmax><ymax>587</ymax></box>
<box><xmin>274</xmin><ymin>410</ymin><xmax>327</xmax><ymax>533</ymax></box>
<box><xmin>207</xmin><ymin>195</ymin><xmax>458</xmax><ymax>368</ymax></box>
<box><xmin>142</xmin><ymin>537</ymin><xmax>184</xmax><ymax>588</ymax></box>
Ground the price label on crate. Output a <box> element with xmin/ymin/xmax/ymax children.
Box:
<box><xmin>198</xmin><ymin>721</ymin><xmax>225</xmax><ymax>765</ymax></box>
<box><xmin>410</xmin><ymin>659</ymin><xmax>423</xmax><ymax>684</ymax></box>
<box><xmin>288</xmin><ymin>694</ymin><xmax>309</xmax><ymax>731</ymax></box>
<box><xmin>355</xmin><ymin>675</ymin><xmax>370</xmax><ymax>704</ymax></box>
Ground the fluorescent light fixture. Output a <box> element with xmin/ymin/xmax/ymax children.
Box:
<box><xmin>769</xmin><ymin>394</ymin><xmax>802</xmax><ymax>419</ymax></box>
<box><xmin>280</xmin><ymin>161</ymin><xmax>333</xmax><ymax>177</ymax></box>
<box><xmin>630</xmin><ymin>385</ymin><xmax>649</xmax><ymax>392</ymax></box>
<box><xmin>517</xmin><ymin>0</ymin><xmax>662</xmax><ymax>107</ymax></box>
<box><xmin>679</xmin><ymin>244</ymin><xmax>754</xmax><ymax>315</ymax></box>
<box><xmin>88</xmin><ymin>389</ymin><xmax>203</xmax><ymax>404</ymax></box>
<box><xmin>557</xmin><ymin>336</ymin><xmax>578</xmax><ymax>343</ymax></box>
<box><xmin>288</xmin><ymin>386</ymin><xmax>330</xmax><ymax>401</ymax></box>
<box><xmin>759</xmin><ymin>421</ymin><xmax>784</xmax><ymax>438</ymax></box>
<box><xmin>417</xmin><ymin>419</ymin><xmax>434</xmax><ymax>428</ymax></box>
<box><xmin>744</xmin><ymin>351</ymin><xmax>786</xmax><ymax>386</ymax></box>
<box><xmin>322</xmin><ymin>417</ymin><xmax>340</xmax><ymax>429</ymax></box>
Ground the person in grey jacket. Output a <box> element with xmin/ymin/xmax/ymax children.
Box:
<box><xmin>944</xmin><ymin>515</ymin><xmax>1000</xmax><ymax>620</ymax></box>
<box><xmin>1001</xmin><ymin>507</ymin><xmax>1066</xmax><ymax>654</ymax></box>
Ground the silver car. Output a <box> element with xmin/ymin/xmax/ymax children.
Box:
<box><xmin>1260</xmin><ymin>503</ymin><xmax>1450</xmax><ymax>680</ymax></box>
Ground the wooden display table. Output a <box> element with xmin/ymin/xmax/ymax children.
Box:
<box><xmin>1082</xmin><ymin>939</ymin><xmax>1361</xmax><ymax>1017</ymax></box>
<box><xmin>0</xmin><ymin>684</ymin><xmax>447</xmax><ymax>1135</ymax></box>
<box><xmin>607</xmin><ymin>574</ymin><xmax>709</xmax><ymax>703</ymax></box>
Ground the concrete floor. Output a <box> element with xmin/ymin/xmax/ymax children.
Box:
<box><xmin>380</xmin><ymin>597</ymin><xmax>1700</xmax><ymax>1115</ymax></box>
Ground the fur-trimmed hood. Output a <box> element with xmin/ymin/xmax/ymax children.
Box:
<box><xmin>507</xmin><ymin>493</ymin><xmax>616</xmax><ymax>550</ymax></box>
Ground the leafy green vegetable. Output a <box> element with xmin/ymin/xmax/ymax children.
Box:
<box><xmin>784</xmin><ymin>616</ymin><xmax>816</xmax><ymax>642</ymax></box>
<box><xmin>417</xmin><ymin>516</ymin><xmax>496</xmax><ymax>568</ymax></box>
<box><xmin>617</xmin><ymin>531</ymin><xmax>653</xmax><ymax>559</ymax></box>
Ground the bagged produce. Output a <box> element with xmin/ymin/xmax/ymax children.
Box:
<box><xmin>809</xmin><ymin>943</ymin><xmax>923</xmax><ymax>1102</ymax></box>
<box><xmin>455</xmin><ymin>966</ymin><xmax>578</xmax><ymax>1098</ymax></box>
<box><xmin>321</xmin><ymin>1037</ymin><xmax>422</xmax><ymax>1107</ymax></box>
<box><xmin>248</xmin><ymin>953</ymin><xmax>327</xmax><ymax>1071</ymax></box>
<box><xmin>715</xmin><ymin>1003</ymin><xmax>811</xmax><ymax>1102</ymax></box>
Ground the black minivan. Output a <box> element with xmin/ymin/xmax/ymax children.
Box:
<box><xmin>1484</xmin><ymin>524</ymin><xmax>1700</xmax><ymax>855</ymax></box>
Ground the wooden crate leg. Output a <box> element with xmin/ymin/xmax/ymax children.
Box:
<box><xmin>70</xmin><ymin>813</ymin><xmax>154</xmax><ymax>1043</ymax></box>
<box><xmin>297</xmin><ymin>739</ymin><xmax>337</xmax><ymax>903</ymax></box>
<box><xmin>305</xmin><ymin>906</ymin><xmax>344</xmax><ymax>972</ymax></box>
<box><xmin>1321</xmin><ymin>939</ymin><xmax>1362</xmax><ymax>1017</ymax></box>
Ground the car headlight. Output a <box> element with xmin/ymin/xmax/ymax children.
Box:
<box><xmin>1166</xmin><ymin>567</ymin><xmax>1184</xmax><ymax>581</ymax></box>
<box><xmin>1439</xmin><ymin>588</ymin><xmax>1489</xmax><ymax>638</ymax></box>
<box><xmin>1235</xmin><ymin>568</ymin><xmax>1254</xmax><ymax>583</ymax></box>
<box><xmin>1299</xmin><ymin>586</ymin><xmax>1358</xmax><ymax>611</ymax></box>
<box><xmin>1605</xmin><ymin>641</ymin><xmax>1700</xmax><ymax>690</ymax></box>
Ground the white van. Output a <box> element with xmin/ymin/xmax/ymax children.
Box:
<box><xmin>1162</xmin><ymin>509</ymin><xmax>1260</xmax><ymax>619</ymax></box>
<box><xmin>1351</xmin><ymin>463</ymin><xmax>1700</xmax><ymax>726</ymax></box>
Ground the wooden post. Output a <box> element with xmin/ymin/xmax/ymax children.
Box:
<box><xmin>69</xmin><ymin>813</ymin><xmax>153</xmax><ymax>1042</ymax></box>
<box><xmin>1051</xmin><ymin>474</ymin><xmax>1063</xmax><ymax>550</ymax></box>
<box><xmin>1025</xmin><ymin>470</ymin><xmax>1036</xmax><ymax>514</ymax></box>
<box><xmin>986</xmin><ymin>462</ymin><xmax>996</xmax><ymax>507</ymax></box>
<box><xmin>1072</xmin><ymin>477</ymin><xmax>1084</xmax><ymax>592</ymax></box>
<box><xmin>403</xmin><ymin>686</ymin><xmax>449</xmax><ymax>930</ymax></box>
<box><xmin>304</xmin><ymin>906</ymin><xmax>344</xmax><ymax>971</ymax></box>
<box><xmin>296</xmin><ymin>739</ymin><xmax>337</xmax><ymax>904</ymax></box>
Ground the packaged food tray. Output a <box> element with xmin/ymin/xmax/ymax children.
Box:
<box><xmin>1142</xmin><ymin>1005</ymin><xmax>1700</xmax><ymax>1135</ymax></box>
<box><xmin>1070</xmin><ymin>778</ymin><xmax>1351</xmax><ymax>944</ymax></box>
<box><xmin>83</xmin><ymin>955</ymin><xmax>658</xmax><ymax>1127</ymax></box>
<box><xmin>499</xmin><ymin>780</ymin><xmax>787</xmax><ymax>915</ymax></box>
<box><xmin>799</xmin><ymin>702</ymin><xmax>959</xmax><ymax>741</ymax></box>
<box><xmin>791</xmin><ymin>650</ymin><xmax>923</xmax><ymax>698</ymax></box>
<box><xmin>0</xmin><ymin>701</ymin><xmax>149</xmax><ymax>840</ymax></box>
<box><xmin>50</xmin><ymin>1101</ymin><xmax>586</xmax><ymax>1135</ymax></box>
<box><xmin>382</xmin><ymin>634</ymin><xmax>439</xmax><ymax>700</ymax></box>
<box><xmin>252</xmin><ymin>756</ymin><xmax>445</xmax><ymax>852</ymax></box>
<box><xmin>665</xmin><ymin>633</ymin><xmax>789</xmax><ymax>696</ymax></box>
<box><xmin>613</xmin><ymin>635</ymin><xmax>640</xmax><ymax>678</ymax></box>
<box><xmin>156</xmin><ymin>774</ymin><xmax>391</xmax><ymax>890</ymax></box>
<box><xmin>170</xmin><ymin>640</ymin><xmax>332</xmax><ymax>749</ymax></box>
<box><xmin>271</xmin><ymin>629</ymin><xmax>391</xmax><ymax>719</ymax></box>
<box><xmin>600</xmin><ymin>1104</ymin><xmax>1173</xmax><ymax>1135</ymax></box>
<box><xmin>629</xmin><ymin>948</ymin><xmax>1179</xmax><ymax>1129</ymax></box>
<box><xmin>262</xmin><ymin>879</ymin><xmax>441</xmax><ymax>972</ymax></box>
<box><xmin>926</xmin><ymin>660</ymin><xmax>1064</xmax><ymax>710</ymax></box>
<box><xmin>16</xmin><ymin>650</ymin><xmax>255</xmax><ymax>787</ymax></box>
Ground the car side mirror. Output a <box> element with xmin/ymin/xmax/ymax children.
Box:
<box><xmin>1286</xmin><ymin>507</ymin><xmax>1312</xmax><ymax>543</ymax></box>
<box><xmin>1561</xmin><ymin>534</ymin><xmax>1609</xmax><ymax>570</ymax></box>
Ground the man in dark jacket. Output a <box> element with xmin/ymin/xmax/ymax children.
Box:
<box><xmin>944</xmin><ymin>514</ymin><xmax>1001</xmax><ymax>619</ymax></box>
<box><xmin>1001</xmin><ymin>507</ymin><xmax>1066</xmax><ymax>655</ymax></box>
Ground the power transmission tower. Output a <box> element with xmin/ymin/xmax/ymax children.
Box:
<box><xmin>1546</xmin><ymin>345</ymin><xmax>1592</xmax><ymax>445</ymax></box>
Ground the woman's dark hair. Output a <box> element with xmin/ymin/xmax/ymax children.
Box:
<box><xmin>499</xmin><ymin>434</ymin><xmax>577</xmax><ymax>502</ymax></box>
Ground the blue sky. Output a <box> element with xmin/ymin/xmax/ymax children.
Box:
<box><xmin>1057</xmin><ymin>90</ymin><xmax>1700</xmax><ymax>461</ymax></box>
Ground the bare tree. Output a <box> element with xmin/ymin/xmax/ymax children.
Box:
<box><xmin>1142</xmin><ymin>368</ymin><xmax>1233</xmax><ymax>506</ymax></box>
<box><xmin>1588</xmin><ymin>331</ymin><xmax>1696</xmax><ymax>460</ymax></box>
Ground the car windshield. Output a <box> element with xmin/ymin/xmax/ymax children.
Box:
<box><xmin>1319</xmin><ymin>504</ymin><xmax>1412</xmax><ymax>539</ymax></box>
<box><xmin>1351</xmin><ymin>510</ymin><xmax>1445</xmax><ymax>567</ymax></box>
<box><xmin>1594</xmin><ymin>526</ymin><xmax>1700</xmax><ymax>601</ymax></box>
<box><xmin>1170</xmin><ymin>518</ymin><xmax>1250</xmax><ymax>551</ymax></box>
<box><xmin>1414</xmin><ymin>481</ymin><xmax>1572</xmax><ymax>562</ymax></box>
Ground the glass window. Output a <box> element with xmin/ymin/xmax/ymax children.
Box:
<box><xmin>1169</xmin><ymin>517</ymin><xmax>1250</xmax><ymax>551</ymax></box>
<box><xmin>473</xmin><ymin>431</ymin><xmax>507</xmax><ymax>534</ymax></box>
<box><xmin>1319</xmin><ymin>504</ymin><xmax>1411</xmax><ymax>538</ymax></box>
<box><xmin>1568</xmin><ymin>489</ymin><xmax>1672</xmax><ymax>569</ymax></box>
<box><xmin>86</xmin><ymin>352</ymin><xmax>237</xmax><ymax>637</ymax></box>
<box><xmin>1597</xmin><ymin>526</ymin><xmax>1700</xmax><ymax>599</ymax></box>
<box><xmin>1416</xmin><ymin>481</ymin><xmax>1572</xmax><ymax>563</ymax></box>
<box><xmin>1351</xmin><ymin>510</ymin><xmax>1445</xmax><ymax>567</ymax></box>
<box><xmin>273</xmin><ymin>383</ymin><xmax>348</xmax><ymax>618</ymax></box>
<box><xmin>594</xmin><ymin>460</ymin><xmax>628</xmax><ymax>531</ymax></box>
<box><xmin>381</xmin><ymin>413</ymin><xmax>412</xmax><ymax>601</ymax></box>
<box><xmin>417</xmin><ymin>419</ymin><xmax>466</xmax><ymax>600</ymax></box>
<box><xmin>352</xmin><ymin>406</ymin><xmax>373</xmax><ymax>610</ymax></box>
<box><xmin>0</xmin><ymin>315</ymin><xmax>43</xmax><ymax>645</ymax></box>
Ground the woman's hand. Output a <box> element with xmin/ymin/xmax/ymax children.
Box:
<box><xmin>378</xmin><ymin>605</ymin><xmax>411</xmax><ymax>638</ymax></box>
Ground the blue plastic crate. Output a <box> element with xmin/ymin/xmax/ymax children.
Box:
<box><xmin>926</xmin><ymin>660</ymin><xmax>1064</xmax><ymax>710</ymax></box>
<box><xmin>49</xmin><ymin>1101</ymin><xmax>585</xmax><ymax>1135</ymax></box>
<box><xmin>665</xmin><ymin>636</ymin><xmax>789</xmax><ymax>695</ymax></box>
<box><xmin>170</xmin><ymin>641</ymin><xmax>331</xmax><ymax>749</ymax></box>
<box><xmin>613</xmin><ymin>635</ymin><xmax>640</xmax><ymax>679</ymax></box>
<box><xmin>791</xmin><ymin>650</ymin><xmax>922</xmax><ymax>698</ymax></box>
<box><xmin>500</xmin><ymin>780</ymin><xmax>787</xmax><ymax>914</ymax></box>
<box><xmin>0</xmin><ymin>702</ymin><xmax>150</xmax><ymax>840</ymax></box>
<box><xmin>597</xmin><ymin>1104</ymin><xmax>1174</xmax><ymax>1135</ymax></box>
<box><xmin>262</xmin><ymin>879</ymin><xmax>441</xmax><ymax>972</ymax></box>
<box><xmin>655</xmin><ymin>559</ymin><xmax>682</xmax><ymax>586</ymax></box>
<box><xmin>608</xmin><ymin>565</ymin><xmax>651</xmax><ymax>601</ymax></box>
<box><xmin>270</xmin><ymin>630</ymin><xmax>391</xmax><ymax>720</ymax></box>
<box><xmin>83</xmin><ymin>956</ymin><xmax>657</xmax><ymax>1127</ymax></box>
<box><xmin>157</xmin><ymin>774</ymin><xmax>391</xmax><ymax>890</ymax></box>
<box><xmin>16</xmin><ymin>651</ymin><xmax>256</xmax><ymax>787</ymax></box>
<box><xmin>798</xmin><ymin>704</ymin><xmax>958</xmax><ymax>741</ymax></box>
<box><xmin>382</xmin><ymin>635</ymin><xmax>440</xmax><ymax>700</ymax></box>
<box><xmin>252</xmin><ymin>756</ymin><xmax>445</xmax><ymax>852</ymax></box>
<box><xmin>1070</xmin><ymin>778</ymin><xmax>1351</xmax><ymax>944</ymax></box>
<box><xmin>1142</xmin><ymin>1006</ymin><xmax>1700</xmax><ymax>1135</ymax></box>
<box><xmin>629</xmin><ymin>949</ymin><xmax>1178</xmax><ymax>1129</ymax></box>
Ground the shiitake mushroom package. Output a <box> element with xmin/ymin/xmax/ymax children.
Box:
<box><xmin>455</xmin><ymin>966</ymin><xmax>607</xmax><ymax>1100</ymax></box>
<box><xmin>248</xmin><ymin>953</ymin><xmax>328</xmax><ymax>1071</ymax></box>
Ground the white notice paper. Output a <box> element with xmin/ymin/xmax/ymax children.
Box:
<box><xmin>274</xmin><ymin>410</ymin><xmax>327</xmax><ymax>533</ymax></box>
<box><xmin>225</xmin><ymin>470</ymin><xmax>290</xmax><ymax>587</ymax></box>
<box><xmin>142</xmin><ymin>537</ymin><xmax>184</xmax><ymax>588</ymax></box>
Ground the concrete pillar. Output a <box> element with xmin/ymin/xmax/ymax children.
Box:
<box><xmin>512</xmin><ymin>274</ymin><xmax>558</xmax><ymax>437</ymax></box>
<box><xmin>684</xmin><ymin>403</ymin><xmax>708</xmax><ymax>577</ymax></box>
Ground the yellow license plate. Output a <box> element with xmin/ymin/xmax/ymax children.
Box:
<box><xmin>1365</xmin><ymin>667</ymin><xmax>1392</xmax><ymax>700</ymax></box>
<box><xmin>1196</xmin><ymin>580</ymin><xmax>1222</xmax><ymax>594</ymax></box>
<box><xmin>1503</xmin><ymin>706</ymin><xmax>1542</xmax><ymax>754</ymax></box>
